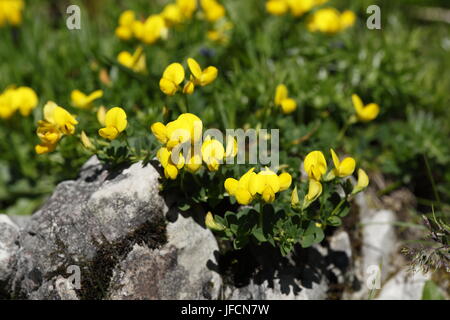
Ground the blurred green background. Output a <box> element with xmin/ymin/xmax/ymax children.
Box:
<box><xmin>0</xmin><ymin>0</ymin><xmax>449</xmax><ymax>216</ymax></box>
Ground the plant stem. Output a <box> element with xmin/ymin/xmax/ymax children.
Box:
<box><xmin>423</xmin><ymin>154</ymin><xmax>441</xmax><ymax>209</ymax></box>
<box><xmin>259</xmin><ymin>199</ymin><xmax>264</xmax><ymax>229</ymax></box>
<box><xmin>183</xmin><ymin>94</ymin><xmax>190</xmax><ymax>113</ymax></box>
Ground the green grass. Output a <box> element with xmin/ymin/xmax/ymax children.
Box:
<box><xmin>0</xmin><ymin>0</ymin><xmax>449</xmax><ymax>215</ymax></box>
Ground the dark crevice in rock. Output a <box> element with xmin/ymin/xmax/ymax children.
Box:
<box><xmin>76</xmin><ymin>217</ymin><xmax>167</xmax><ymax>300</ymax></box>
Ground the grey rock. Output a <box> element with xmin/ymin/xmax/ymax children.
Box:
<box><xmin>7</xmin><ymin>215</ymin><xmax>31</xmax><ymax>229</ymax></box>
<box><xmin>346</xmin><ymin>193</ymin><xmax>399</xmax><ymax>300</ymax></box>
<box><xmin>0</xmin><ymin>215</ymin><xmax>20</xmax><ymax>297</ymax></box>
<box><xmin>2</xmin><ymin>156</ymin><xmax>221</xmax><ymax>300</ymax></box>
<box><xmin>376</xmin><ymin>268</ymin><xmax>429</xmax><ymax>300</ymax></box>
<box><xmin>360</xmin><ymin>208</ymin><xmax>397</xmax><ymax>280</ymax></box>
<box><xmin>107</xmin><ymin>213</ymin><xmax>222</xmax><ymax>300</ymax></box>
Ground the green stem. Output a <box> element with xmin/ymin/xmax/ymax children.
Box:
<box><xmin>183</xmin><ymin>94</ymin><xmax>190</xmax><ymax>113</ymax></box>
<box><xmin>423</xmin><ymin>154</ymin><xmax>441</xmax><ymax>208</ymax></box>
<box><xmin>259</xmin><ymin>199</ymin><xmax>264</xmax><ymax>229</ymax></box>
<box><xmin>330</xmin><ymin>198</ymin><xmax>346</xmax><ymax>217</ymax></box>
<box><xmin>337</xmin><ymin>121</ymin><xmax>350</xmax><ymax>143</ymax></box>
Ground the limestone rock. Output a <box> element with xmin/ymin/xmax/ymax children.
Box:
<box><xmin>376</xmin><ymin>268</ymin><xmax>430</xmax><ymax>300</ymax></box>
<box><xmin>1</xmin><ymin>157</ymin><xmax>221</xmax><ymax>300</ymax></box>
<box><xmin>0</xmin><ymin>215</ymin><xmax>20</xmax><ymax>297</ymax></box>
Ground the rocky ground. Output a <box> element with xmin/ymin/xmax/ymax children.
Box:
<box><xmin>0</xmin><ymin>157</ymin><xmax>442</xmax><ymax>300</ymax></box>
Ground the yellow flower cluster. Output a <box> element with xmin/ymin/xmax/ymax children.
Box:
<box><xmin>274</xmin><ymin>84</ymin><xmax>297</xmax><ymax>114</ymax></box>
<box><xmin>0</xmin><ymin>0</ymin><xmax>24</xmax><ymax>27</ymax></box>
<box><xmin>225</xmin><ymin>167</ymin><xmax>292</xmax><ymax>205</ymax></box>
<box><xmin>159</xmin><ymin>58</ymin><xmax>218</xmax><ymax>96</ymax></box>
<box><xmin>151</xmin><ymin>113</ymin><xmax>237</xmax><ymax>179</ymax></box>
<box><xmin>299</xmin><ymin>149</ymin><xmax>368</xmax><ymax>208</ymax></box>
<box><xmin>0</xmin><ymin>86</ymin><xmax>38</xmax><ymax>119</ymax></box>
<box><xmin>115</xmin><ymin>10</ymin><xmax>168</xmax><ymax>44</ymax></box>
<box><xmin>266</xmin><ymin>0</ymin><xmax>327</xmax><ymax>17</ymax></box>
<box><xmin>152</xmin><ymin>113</ymin><xmax>203</xmax><ymax>179</ymax></box>
<box><xmin>307</xmin><ymin>8</ymin><xmax>356</xmax><ymax>34</ymax></box>
<box><xmin>115</xmin><ymin>0</ymin><xmax>228</xmax><ymax>46</ymax></box>
<box><xmin>266</xmin><ymin>1</ymin><xmax>356</xmax><ymax>34</ymax></box>
<box><xmin>71</xmin><ymin>89</ymin><xmax>103</xmax><ymax>109</ymax></box>
<box><xmin>35</xmin><ymin>102</ymin><xmax>78</xmax><ymax>154</ymax></box>
<box><xmin>117</xmin><ymin>46</ymin><xmax>147</xmax><ymax>73</ymax></box>
<box><xmin>200</xmin><ymin>0</ymin><xmax>226</xmax><ymax>22</ymax></box>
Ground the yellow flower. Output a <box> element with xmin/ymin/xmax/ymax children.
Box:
<box><xmin>161</xmin><ymin>3</ymin><xmax>183</xmax><ymax>26</ymax></box>
<box><xmin>287</xmin><ymin>0</ymin><xmax>317</xmax><ymax>17</ymax></box>
<box><xmin>266</xmin><ymin>0</ymin><xmax>288</xmax><ymax>16</ymax></box>
<box><xmin>304</xmin><ymin>150</ymin><xmax>327</xmax><ymax>181</ymax></box>
<box><xmin>352</xmin><ymin>94</ymin><xmax>380</xmax><ymax>122</ymax></box>
<box><xmin>205</xmin><ymin>212</ymin><xmax>225</xmax><ymax>231</ymax></box>
<box><xmin>115</xmin><ymin>10</ymin><xmax>136</xmax><ymax>40</ymax></box>
<box><xmin>42</xmin><ymin>101</ymin><xmax>78</xmax><ymax>135</ymax></box>
<box><xmin>97</xmin><ymin>106</ymin><xmax>106</xmax><ymax>126</ymax></box>
<box><xmin>157</xmin><ymin>147</ymin><xmax>185</xmax><ymax>180</ymax></box>
<box><xmin>14</xmin><ymin>87</ymin><xmax>38</xmax><ymax>116</ymax></box>
<box><xmin>71</xmin><ymin>89</ymin><xmax>103</xmax><ymax>109</ymax></box>
<box><xmin>247</xmin><ymin>168</ymin><xmax>292</xmax><ymax>203</ymax></box>
<box><xmin>80</xmin><ymin>131</ymin><xmax>95</xmax><ymax>150</ymax></box>
<box><xmin>0</xmin><ymin>88</ymin><xmax>15</xmax><ymax>119</ymax></box>
<box><xmin>330</xmin><ymin>148</ymin><xmax>356</xmax><ymax>178</ymax></box>
<box><xmin>132</xmin><ymin>20</ymin><xmax>145</xmax><ymax>39</ymax></box>
<box><xmin>274</xmin><ymin>84</ymin><xmax>297</xmax><ymax>114</ymax></box>
<box><xmin>0</xmin><ymin>86</ymin><xmax>38</xmax><ymax>118</ymax></box>
<box><xmin>225</xmin><ymin>135</ymin><xmax>238</xmax><ymax>158</ymax></box>
<box><xmin>303</xmin><ymin>179</ymin><xmax>323</xmax><ymax>208</ymax></box>
<box><xmin>200</xmin><ymin>0</ymin><xmax>225</xmax><ymax>22</ymax></box>
<box><xmin>183</xmin><ymin>80</ymin><xmax>195</xmax><ymax>95</ymax></box>
<box><xmin>151</xmin><ymin>122</ymin><xmax>168</xmax><ymax>144</ymax></box>
<box><xmin>177</xmin><ymin>0</ymin><xmax>197</xmax><ymax>19</ymax></box>
<box><xmin>174</xmin><ymin>113</ymin><xmax>203</xmax><ymax>146</ymax></box>
<box><xmin>117</xmin><ymin>46</ymin><xmax>146</xmax><ymax>73</ymax></box>
<box><xmin>291</xmin><ymin>185</ymin><xmax>300</xmax><ymax>208</ymax></box>
<box><xmin>185</xmin><ymin>152</ymin><xmax>202</xmax><ymax>173</ymax></box>
<box><xmin>279</xmin><ymin>172</ymin><xmax>292</xmax><ymax>191</ymax></box>
<box><xmin>307</xmin><ymin>7</ymin><xmax>355</xmax><ymax>34</ymax></box>
<box><xmin>36</xmin><ymin>121</ymin><xmax>62</xmax><ymax>145</ymax></box>
<box><xmin>98</xmin><ymin>107</ymin><xmax>127</xmax><ymax>140</ymax></box>
<box><xmin>160</xmin><ymin>62</ymin><xmax>185</xmax><ymax>96</ymax></box>
<box><xmin>352</xmin><ymin>168</ymin><xmax>369</xmax><ymax>194</ymax></box>
<box><xmin>225</xmin><ymin>168</ymin><xmax>256</xmax><ymax>205</ymax></box>
<box><xmin>186</xmin><ymin>58</ymin><xmax>218</xmax><ymax>92</ymax></box>
<box><xmin>0</xmin><ymin>0</ymin><xmax>24</xmax><ymax>27</ymax></box>
<box><xmin>201</xmin><ymin>136</ymin><xmax>225</xmax><ymax>171</ymax></box>
<box><xmin>152</xmin><ymin>113</ymin><xmax>203</xmax><ymax>149</ymax></box>
<box><xmin>139</xmin><ymin>15</ymin><xmax>167</xmax><ymax>44</ymax></box>
<box><xmin>35</xmin><ymin>101</ymin><xmax>77</xmax><ymax>155</ymax></box>
<box><xmin>307</xmin><ymin>7</ymin><xmax>341</xmax><ymax>34</ymax></box>
<box><xmin>35</xmin><ymin>142</ymin><xmax>57</xmax><ymax>155</ymax></box>
<box><xmin>340</xmin><ymin>10</ymin><xmax>356</xmax><ymax>30</ymax></box>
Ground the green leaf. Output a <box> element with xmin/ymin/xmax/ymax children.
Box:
<box><xmin>177</xmin><ymin>203</ymin><xmax>191</xmax><ymax>211</ymax></box>
<box><xmin>327</xmin><ymin>216</ymin><xmax>342</xmax><ymax>226</ymax></box>
<box><xmin>422</xmin><ymin>281</ymin><xmax>446</xmax><ymax>300</ymax></box>
<box><xmin>300</xmin><ymin>221</ymin><xmax>325</xmax><ymax>248</ymax></box>
<box><xmin>253</xmin><ymin>227</ymin><xmax>267</xmax><ymax>242</ymax></box>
